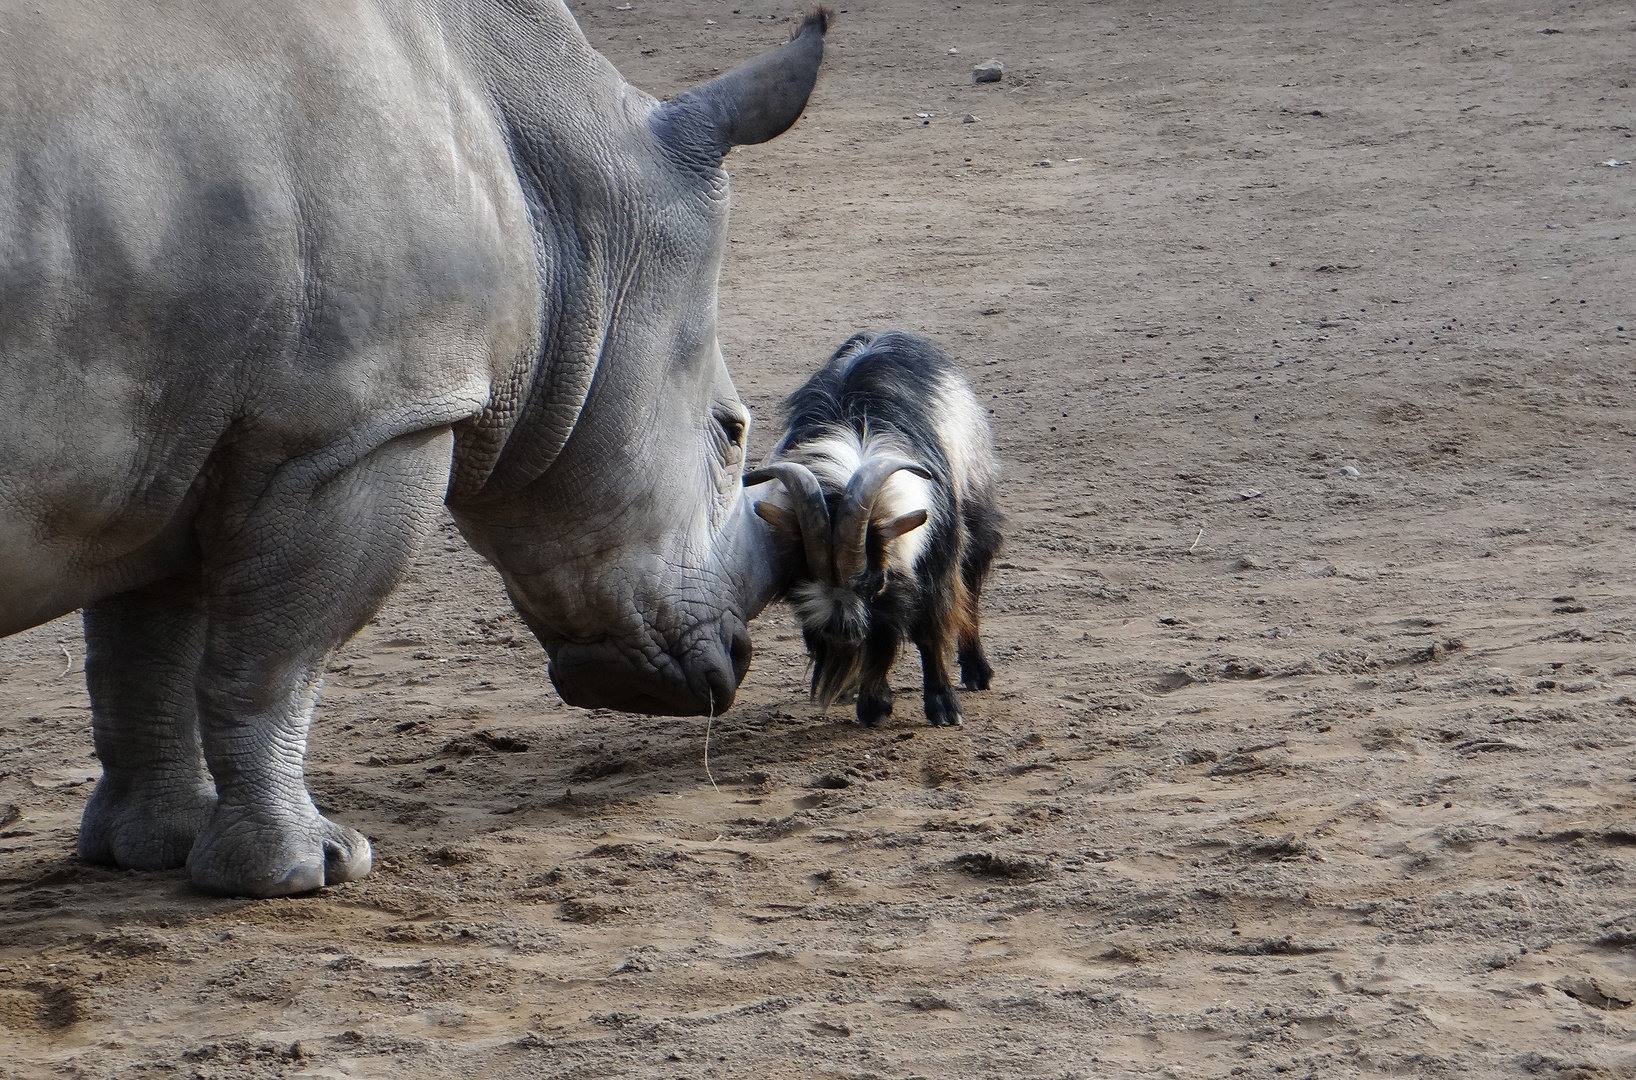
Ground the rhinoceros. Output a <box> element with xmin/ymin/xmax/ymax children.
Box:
<box><xmin>0</xmin><ymin>0</ymin><xmax>827</xmax><ymax>897</ymax></box>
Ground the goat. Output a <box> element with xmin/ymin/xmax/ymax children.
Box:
<box><xmin>745</xmin><ymin>331</ymin><xmax>1002</xmax><ymax>727</ymax></box>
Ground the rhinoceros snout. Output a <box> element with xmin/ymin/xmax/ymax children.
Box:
<box><xmin>548</xmin><ymin>624</ymin><xmax>750</xmax><ymax>717</ymax></box>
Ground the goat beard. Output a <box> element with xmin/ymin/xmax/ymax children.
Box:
<box><xmin>791</xmin><ymin>579</ymin><xmax>870</xmax><ymax>707</ymax></box>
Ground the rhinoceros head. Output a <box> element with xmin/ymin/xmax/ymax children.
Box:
<box><xmin>451</xmin><ymin>11</ymin><xmax>828</xmax><ymax>715</ymax></box>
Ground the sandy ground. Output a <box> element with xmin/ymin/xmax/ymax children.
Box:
<box><xmin>4</xmin><ymin>1</ymin><xmax>1636</xmax><ymax>1076</ymax></box>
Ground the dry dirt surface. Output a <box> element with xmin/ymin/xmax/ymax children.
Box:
<box><xmin>4</xmin><ymin>1</ymin><xmax>1636</xmax><ymax>1077</ymax></box>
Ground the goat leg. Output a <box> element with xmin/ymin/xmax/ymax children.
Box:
<box><xmin>955</xmin><ymin>560</ymin><xmax>992</xmax><ymax>691</ymax></box>
<box><xmin>918</xmin><ymin>632</ymin><xmax>963</xmax><ymax>727</ymax></box>
<box><xmin>956</xmin><ymin>620</ymin><xmax>993</xmax><ymax>693</ymax></box>
<box><xmin>957</xmin><ymin>505</ymin><xmax>1002</xmax><ymax>692</ymax></box>
<box><xmin>854</xmin><ymin>623</ymin><xmax>901</xmax><ymax>728</ymax></box>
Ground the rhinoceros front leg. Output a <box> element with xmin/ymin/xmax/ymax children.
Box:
<box><xmin>186</xmin><ymin>427</ymin><xmax>454</xmax><ymax>898</ymax></box>
<box><xmin>78</xmin><ymin>568</ymin><xmax>218</xmax><ymax>870</ymax></box>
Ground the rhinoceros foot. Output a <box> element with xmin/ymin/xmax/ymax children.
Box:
<box><xmin>187</xmin><ymin>803</ymin><xmax>372</xmax><ymax>898</ymax></box>
<box><xmin>78</xmin><ymin>775</ymin><xmax>217</xmax><ymax>871</ymax></box>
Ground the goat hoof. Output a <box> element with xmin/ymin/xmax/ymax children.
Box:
<box><xmin>856</xmin><ymin>692</ymin><xmax>893</xmax><ymax>728</ymax></box>
<box><xmin>924</xmin><ymin>689</ymin><xmax>964</xmax><ymax>727</ymax></box>
<box><xmin>959</xmin><ymin>655</ymin><xmax>993</xmax><ymax>692</ymax></box>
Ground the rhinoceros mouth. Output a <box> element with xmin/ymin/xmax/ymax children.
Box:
<box><xmin>544</xmin><ymin>622</ymin><xmax>748</xmax><ymax>717</ymax></box>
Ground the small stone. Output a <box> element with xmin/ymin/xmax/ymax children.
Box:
<box><xmin>1338</xmin><ymin>465</ymin><xmax>1361</xmax><ymax>477</ymax></box>
<box><xmin>948</xmin><ymin>47</ymin><xmax>959</xmax><ymax>54</ymax></box>
<box><xmin>972</xmin><ymin>59</ymin><xmax>1003</xmax><ymax>83</ymax></box>
<box><xmin>962</xmin><ymin>114</ymin><xmax>977</xmax><ymax>123</ymax></box>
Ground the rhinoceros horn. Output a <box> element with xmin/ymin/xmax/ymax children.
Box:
<box><xmin>649</xmin><ymin>8</ymin><xmax>831</xmax><ymax>166</ymax></box>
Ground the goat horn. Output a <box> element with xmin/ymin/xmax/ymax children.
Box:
<box><xmin>833</xmin><ymin>457</ymin><xmax>934</xmax><ymax>581</ymax></box>
<box><xmin>745</xmin><ymin>461</ymin><xmax>836</xmax><ymax>585</ymax></box>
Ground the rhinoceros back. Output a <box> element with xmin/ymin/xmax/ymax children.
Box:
<box><xmin>0</xmin><ymin>0</ymin><xmax>538</xmax><ymax>633</ymax></box>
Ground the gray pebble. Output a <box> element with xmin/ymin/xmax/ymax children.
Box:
<box><xmin>1338</xmin><ymin>465</ymin><xmax>1361</xmax><ymax>477</ymax></box>
<box><xmin>972</xmin><ymin>59</ymin><xmax>1003</xmax><ymax>83</ymax></box>
<box><xmin>962</xmin><ymin>114</ymin><xmax>978</xmax><ymax>124</ymax></box>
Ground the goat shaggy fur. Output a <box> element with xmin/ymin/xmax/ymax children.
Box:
<box><xmin>747</xmin><ymin>331</ymin><xmax>1002</xmax><ymax>727</ymax></box>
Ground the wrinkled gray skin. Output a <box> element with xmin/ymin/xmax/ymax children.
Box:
<box><xmin>0</xmin><ymin>0</ymin><xmax>825</xmax><ymax>897</ymax></box>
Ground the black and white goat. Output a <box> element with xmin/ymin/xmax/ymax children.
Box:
<box><xmin>745</xmin><ymin>331</ymin><xmax>1002</xmax><ymax>727</ymax></box>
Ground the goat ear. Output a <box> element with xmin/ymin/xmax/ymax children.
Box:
<box><xmin>874</xmin><ymin>509</ymin><xmax>928</xmax><ymax>541</ymax></box>
<box><xmin>649</xmin><ymin>8</ymin><xmax>830</xmax><ymax>167</ymax></box>
<box><xmin>754</xmin><ymin>501</ymin><xmax>801</xmax><ymax>536</ymax></box>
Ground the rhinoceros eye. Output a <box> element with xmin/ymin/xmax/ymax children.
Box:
<box><xmin>713</xmin><ymin>407</ymin><xmax>748</xmax><ymax>468</ymax></box>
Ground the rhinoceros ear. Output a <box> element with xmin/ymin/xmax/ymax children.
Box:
<box><xmin>650</xmin><ymin>7</ymin><xmax>830</xmax><ymax>168</ymax></box>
